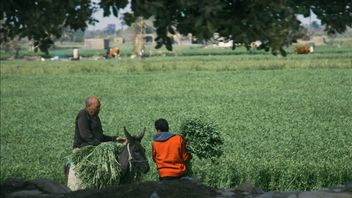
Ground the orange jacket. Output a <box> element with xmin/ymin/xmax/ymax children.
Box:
<box><xmin>152</xmin><ymin>132</ymin><xmax>192</xmax><ymax>178</ymax></box>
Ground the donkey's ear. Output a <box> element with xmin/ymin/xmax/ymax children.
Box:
<box><xmin>137</xmin><ymin>127</ymin><xmax>146</xmax><ymax>141</ymax></box>
<box><xmin>124</xmin><ymin>127</ymin><xmax>132</xmax><ymax>141</ymax></box>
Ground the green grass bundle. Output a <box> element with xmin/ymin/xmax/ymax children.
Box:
<box><xmin>180</xmin><ymin>116</ymin><xmax>224</xmax><ymax>160</ymax></box>
<box><xmin>72</xmin><ymin>142</ymin><xmax>123</xmax><ymax>189</ymax></box>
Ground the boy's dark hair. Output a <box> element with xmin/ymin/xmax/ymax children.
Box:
<box><xmin>155</xmin><ymin>118</ymin><xmax>169</xmax><ymax>132</ymax></box>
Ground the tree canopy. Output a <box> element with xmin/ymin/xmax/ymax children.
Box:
<box><xmin>1</xmin><ymin>0</ymin><xmax>351</xmax><ymax>55</ymax></box>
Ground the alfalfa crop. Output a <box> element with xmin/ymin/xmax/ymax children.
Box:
<box><xmin>71</xmin><ymin>142</ymin><xmax>123</xmax><ymax>189</ymax></box>
<box><xmin>180</xmin><ymin>116</ymin><xmax>223</xmax><ymax>160</ymax></box>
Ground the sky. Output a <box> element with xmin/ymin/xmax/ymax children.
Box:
<box><xmin>296</xmin><ymin>11</ymin><xmax>321</xmax><ymax>25</ymax></box>
<box><xmin>87</xmin><ymin>0</ymin><xmax>130</xmax><ymax>30</ymax></box>
<box><xmin>88</xmin><ymin>9</ymin><xmax>126</xmax><ymax>30</ymax></box>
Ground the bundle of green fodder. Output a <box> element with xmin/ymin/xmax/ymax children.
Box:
<box><xmin>72</xmin><ymin>142</ymin><xmax>123</xmax><ymax>189</ymax></box>
<box><xmin>180</xmin><ymin>116</ymin><xmax>224</xmax><ymax>160</ymax></box>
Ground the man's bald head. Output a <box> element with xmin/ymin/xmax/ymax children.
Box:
<box><xmin>85</xmin><ymin>96</ymin><xmax>101</xmax><ymax>116</ymax></box>
<box><xmin>85</xmin><ymin>96</ymin><xmax>100</xmax><ymax>107</ymax></box>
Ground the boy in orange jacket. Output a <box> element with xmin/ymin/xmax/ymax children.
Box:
<box><xmin>152</xmin><ymin>118</ymin><xmax>192</xmax><ymax>180</ymax></box>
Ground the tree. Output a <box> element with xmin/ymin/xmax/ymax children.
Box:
<box><xmin>132</xmin><ymin>17</ymin><xmax>145</xmax><ymax>57</ymax></box>
<box><xmin>124</xmin><ymin>0</ymin><xmax>351</xmax><ymax>56</ymax></box>
<box><xmin>1</xmin><ymin>0</ymin><xmax>351</xmax><ymax>56</ymax></box>
<box><xmin>0</xmin><ymin>0</ymin><xmax>128</xmax><ymax>53</ymax></box>
<box><xmin>1</xmin><ymin>36</ymin><xmax>25</xmax><ymax>58</ymax></box>
<box><xmin>58</xmin><ymin>27</ymin><xmax>84</xmax><ymax>43</ymax></box>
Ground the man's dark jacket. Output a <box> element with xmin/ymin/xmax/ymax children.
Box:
<box><xmin>73</xmin><ymin>109</ymin><xmax>114</xmax><ymax>148</ymax></box>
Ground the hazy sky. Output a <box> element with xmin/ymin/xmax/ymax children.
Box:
<box><xmin>297</xmin><ymin>11</ymin><xmax>321</xmax><ymax>25</ymax></box>
<box><xmin>88</xmin><ymin>9</ymin><xmax>126</xmax><ymax>30</ymax></box>
<box><xmin>88</xmin><ymin>0</ymin><xmax>130</xmax><ymax>30</ymax></box>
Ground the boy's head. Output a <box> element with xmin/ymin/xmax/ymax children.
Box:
<box><xmin>154</xmin><ymin>118</ymin><xmax>169</xmax><ymax>132</ymax></box>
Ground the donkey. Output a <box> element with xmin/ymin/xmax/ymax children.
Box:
<box><xmin>118</xmin><ymin>127</ymin><xmax>150</xmax><ymax>184</ymax></box>
<box><xmin>66</xmin><ymin>127</ymin><xmax>149</xmax><ymax>190</ymax></box>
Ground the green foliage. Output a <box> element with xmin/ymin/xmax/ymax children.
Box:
<box><xmin>127</xmin><ymin>0</ymin><xmax>352</xmax><ymax>56</ymax></box>
<box><xmin>71</xmin><ymin>142</ymin><xmax>123</xmax><ymax>189</ymax></box>
<box><xmin>0</xmin><ymin>0</ymin><xmax>97</xmax><ymax>53</ymax></box>
<box><xmin>180</xmin><ymin>116</ymin><xmax>223</xmax><ymax>160</ymax></box>
<box><xmin>71</xmin><ymin>146</ymin><xmax>94</xmax><ymax>164</ymax></box>
<box><xmin>1</xmin><ymin>1</ymin><xmax>351</xmax><ymax>55</ymax></box>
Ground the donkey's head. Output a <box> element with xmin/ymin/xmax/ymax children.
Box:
<box><xmin>118</xmin><ymin>127</ymin><xmax>149</xmax><ymax>183</ymax></box>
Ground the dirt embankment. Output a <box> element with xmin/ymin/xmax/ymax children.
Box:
<box><xmin>1</xmin><ymin>178</ymin><xmax>351</xmax><ymax>198</ymax></box>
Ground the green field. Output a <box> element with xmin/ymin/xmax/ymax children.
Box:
<box><xmin>1</xmin><ymin>45</ymin><xmax>352</xmax><ymax>191</ymax></box>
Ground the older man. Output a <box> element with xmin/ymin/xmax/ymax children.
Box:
<box><xmin>73</xmin><ymin>96</ymin><xmax>125</xmax><ymax>148</ymax></box>
<box><xmin>68</xmin><ymin>96</ymin><xmax>125</xmax><ymax>190</ymax></box>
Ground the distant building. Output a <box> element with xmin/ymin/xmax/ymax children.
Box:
<box><xmin>84</xmin><ymin>38</ymin><xmax>110</xmax><ymax>49</ymax></box>
<box><xmin>112</xmin><ymin>37</ymin><xmax>125</xmax><ymax>44</ymax></box>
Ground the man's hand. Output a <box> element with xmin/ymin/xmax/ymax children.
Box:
<box><xmin>115</xmin><ymin>137</ymin><xmax>127</xmax><ymax>144</ymax></box>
